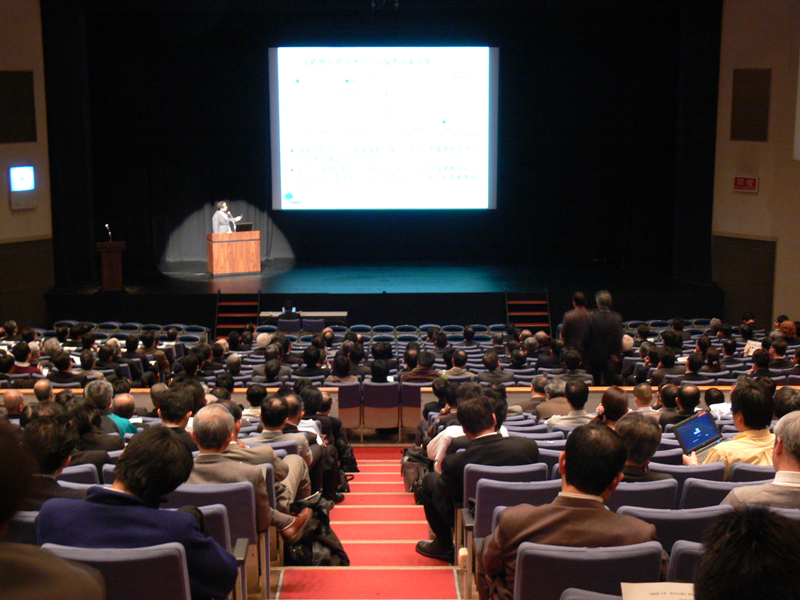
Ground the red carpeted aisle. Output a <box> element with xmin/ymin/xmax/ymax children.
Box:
<box><xmin>276</xmin><ymin>446</ymin><xmax>460</xmax><ymax>600</ymax></box>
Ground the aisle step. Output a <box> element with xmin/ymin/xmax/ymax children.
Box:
<box><xmin>279</xmin><ymin>567</ymin><xmax>458</xmax><ymax>600</ymax></box>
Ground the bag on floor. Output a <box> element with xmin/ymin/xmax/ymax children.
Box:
<box><xmin>338</xmin><ymin>470</ymin><xmax>354</xmax><ymax>494</ymax></box>
<box><xmin>286</xmin><ymin>492</ymin><xmax>350</xmax><ymax>567</ymax></box>
<box><xmin>401</xmin><ymin>448</ymin><xmax>432</xmax><ymax>502</ymax></box>
<box><xmin>338</xmin><ymin>443</ymin><xmax>360</xmax><ymax>473</ymax></box>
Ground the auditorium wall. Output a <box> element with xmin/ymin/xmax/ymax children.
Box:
<box><xmin>713</xmin><ymin>0</ymin><xmax>800</xmax><ymax>325</ymax></box>
<box><xmin>0</xmin><ymin>0</ymin><xmax>55</xmax><ymax>326</ymax></box>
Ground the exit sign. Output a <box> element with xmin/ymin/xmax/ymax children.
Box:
<box><xmin>733</xmin><ymin>177</ymin><xmax>759</xmax><ymax>193</ymax></box>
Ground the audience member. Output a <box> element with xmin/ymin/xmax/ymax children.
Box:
<box><xmin>20</xmin><ymin>418</ymin><xmax>87</xmax><ymax>510</ymax></box>
<box><xmin>632</xmin><ymin>383</ymin><xmax>657</xmax><ymax>419</ymax></box>
<box><xmin>560</xmin><ymin>291</ymin><xmax>590</xmax><ymax>357</ymax></box>
<box><xmin>400</xmin><ymin>351</ymin><xmax>441</xmax><ymax>383</ymax></box>
<box><xmin>721</xmin><ymin>410</ymin><xmax>800</xmax><ymax>508</ymax></box>
<box><xmin>591</xmin><ymin>385</ymin><xmax>630</xmax><ymax>430</ymax></box>
<box><xmin>158</xmin><ymin>386</ymin><xmax>198</xmax><ymax>453</ymax></box>
<box><xmin>477</xmin><ymin>424</ymin><xmax>656</xmax><ymax>600</ymax></box>
<box><xmin>694</xmin><ymin>507</ymin><xmax>800</xmax><ymax>600</ymax></box>
<box><xmin>0</xmin><ymin>422</ymin><xmax>104</xmax><ymax>599</ymax></box>
<box><xmin>187</xmin><ymin>403</ymin><xmax>311</xmax><ymax>542</ymax></box>
<box><xmin>415</xmin><ymin>396</ymin><xmax>539</xmax><ymax>563</ymax></box>
<box><xmin>532</xmin><ymin>378</ymin><xmax>568</xmax><ymax>420</ymax></box>
<box><xmin>684</xmin><ymin>379</ymin><xmax>775</xmax><ymax>476</ymax></box>
<box><xmin>584</xmin><ymin>290</ymin><xmax>623</xmax><ymax>385</ymax></box>
<box><xmin>545</xmin><ymin>380</ymin><xmax>592</xmax><ymax>431</ymax></box>
<box><xmin>616</xmin><ymin>412</ymin><xmax>672</xmax><ymax>483</ymax></box>
<box><xmin>36</xmin><ymin>425</ymin><xmax>238</xmax><ymax>600</ymax></box>
<box><xmin>109</xmin><ymin>393</ymin><xmax>139</xmax><ymax>436</ymax></box>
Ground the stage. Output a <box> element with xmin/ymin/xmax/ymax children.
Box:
<box><xmin>44</xmin><ymin>259</ymin><xmax>724</xmax><ymax>332</ymax></box>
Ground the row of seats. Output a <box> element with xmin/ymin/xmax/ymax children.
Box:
<box><xmin>457</xmin><ymin>461</ymin><xmax>786</xmax><ymax>600</ymax></box>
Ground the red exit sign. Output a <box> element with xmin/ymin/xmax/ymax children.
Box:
<box><xmin>733</xmin><ymin>177</ymin><xmax>759</xmax><ymax>193</ymax></box>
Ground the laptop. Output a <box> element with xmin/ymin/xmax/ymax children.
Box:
<box><xmin>672</xmin><ymin>411</ymin><xmax>724</xmax><ymax>464</ymax></box>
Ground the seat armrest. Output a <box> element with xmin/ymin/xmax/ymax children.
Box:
<box><xmin>233</xmin><ymin>538</ymin><xmax>249</xmax><ymax>563</ymax></box>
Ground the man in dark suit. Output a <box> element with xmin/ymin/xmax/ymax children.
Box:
<box><xmin>659</xmin><ymin>384</ymin><xmax>701</xmax><ymax>429</ymax></box>
<box><xmin>649</xmin><ymin>347</ymin><xmax>685</xmax><ymax>388</ymax></box>
<box><xmin>769</xmin><ymin>338</ymin><xmax>793</xmax><ymax>370</ymax></box>
<box><xmin>749</xmin><ymin>348</ymin><xmax>773</xmax><ymax>379</ymax></box>
<box><xmin>415</xmin><ymin>396</ymin><xmax>539</xmax><ymax>562</ymax></box>
<box><xmin>585</xmin><ymin>290</ymin><xmax>623</xmax><ymax>385</ymax></box>
<box><xmin>477</xmin><ymin>423</ymin><xmax>657</xmax><ymax>600</ymax></box>
<box><xmin>45</xmin><ymin>351</ymin><xmax>88</xmax><ymax>388</ymax></box>
<box><xmin>476</xmin><ymin>350</ymin><xmax>515</xmax><ymax>384</ymax></box>
<box><xmin>293</xmin><ymin>346</ymin><xmax>330</xmax><ymax>379</ymax></box>
<box><xmin>20</xmin><ymin>418</ymin><xmax>88</xmax><ymax>510</ymax></box>
<box><xmin>676</xmin><ymin>352</ymin><xmax>709</xmax><ymax>384</ymax></box>
<box><xmin>560</xmin><ymin>291</ymin><xmax>590</xmax><ymax>357</ymax></box>
<box><xmin>616</xmin><ymin>412</ymin><xmax>675</xmax><ymax>483</ymax></box>
<box><xmin>554</xmin><ymin>347</ymin><xmax>591</xmax><ymax>383</ymax></box>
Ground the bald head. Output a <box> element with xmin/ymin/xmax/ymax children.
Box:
<box><xmin>192</xmin><ymin>404</ymin><xmax>235</xmax><ymax>451</ymax></box>
<box><xmin>33</xmin><ymin>379</ymin><xmax>53</xmax><ymax>403</ymax></box>
<box><xmin>112</xmin><ymin>394</ymin><xmax>136</xmax><ymax>420</ymax></box>
<box><xmin>2</xmin><ymin>390</ymin><xmax>24</xmax><ymax>415</ymax></box>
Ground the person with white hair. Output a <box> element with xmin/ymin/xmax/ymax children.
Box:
<box><xmin>188</xmin><ymin>403</ymin><xmax>312</xmax><ymax>543</ymax></box>
<box><xmin>722</xmin><ymin>411</ymin><xmax>800</xmax><ymax>508</ymax></box>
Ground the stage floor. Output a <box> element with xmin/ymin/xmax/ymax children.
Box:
<box><xmin>156</xmin><ymin>259</ymin><xmax>559</xmax><ymax>295</ymax></box>
<box><xmin>46</xmin><ymin>259</ymin><xmax>724</xmax><ymax>329</ymax></box>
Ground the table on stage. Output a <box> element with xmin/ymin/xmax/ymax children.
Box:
<box><xmin>259</xmin><ymin>311</ymin><xmax>348</xmax><ymax>326</ymax></box>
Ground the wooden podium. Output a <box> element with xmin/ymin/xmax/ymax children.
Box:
<box><xmin>97</xmin><ymin>241</ymin><xmax>126</xmax><ymax>291</ymax></box>
<box><xmin>206</xmin><ymin>231</ymin><xmax>261</xmax><ymax>276</ymax></box>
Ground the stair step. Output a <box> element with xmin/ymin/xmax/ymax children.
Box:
<box><xmin>218</xmin><ymin>313</ymin><xmax>259</xmax><ymax>318</ymax></box>
<box><xmin>507</xmin><ymin>300</ymin><xmax>548</xmax><ymax>305</ymax></box>
<box><xmin>508</xmin><ymin>311</ymin><xmax>549</xmax><ymax>316</ymax></box>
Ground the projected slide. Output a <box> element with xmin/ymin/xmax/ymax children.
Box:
<box><xmin>269</xmin><ymin>47</ymin><xmax>498</xmax><ymax>210</ymax></box>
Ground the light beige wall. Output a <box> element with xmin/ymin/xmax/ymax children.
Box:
<box><xmin>0</xmin><ymin>0</ymin><xmax>52</xmax><ymax>243</ymax></box>
<box><xmin>713</xmin><ymin>0</ymin><xmax>800</xmax><ymax>320</ymax></box>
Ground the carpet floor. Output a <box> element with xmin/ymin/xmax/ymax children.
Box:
<box><xmin>275</xmin><ymin>447</ymin><xmax>460</xmax><ymax>600</ymax></box>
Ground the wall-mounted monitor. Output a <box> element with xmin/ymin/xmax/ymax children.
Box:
<box><xmin>9</xmin><ymin>166</ymin><xmax>35</xmax><ymax>192</ymax></box>
<box><xmin>8</xmin><ymin>166</ymin><xmax>37</xmax><ymax>210</ymax></box>
<box><xmin>269</xmin><ymin>46</ymin><xmax>499</xmax><ymax>210</ymax></box>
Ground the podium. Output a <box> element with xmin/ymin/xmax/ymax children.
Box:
<box><xmin>206</xmin><ymin>231</ymin><xmax>261</xmax><ymax>276</ymax></box>
<box><xmin>97</xmin><ymin>241</ymin><xmax>126</xmax><ymax>291</ymax></box>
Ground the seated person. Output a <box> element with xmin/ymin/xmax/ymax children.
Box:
<box><xmin>722</xmin><ymin>410</ymin><xmax>800</xmax><ymax>509</ymax></box>
<box><xmin>187</xmin><ymin>403</ymin><xmax>311</xmax><ymax>543</ymax></box>
<box><xmin>46</xmin><ymin>351</ymin><xmax>88</xmax><ymax>387</ymax></box>
<box><xmin>616</xmin><ymin>412</ymin><xmax>673</xmax><ymax>483</ymax></box>
<box><xmin>554</xmin><ymin>348</ymin><xmax>590</xmax><ymax>382</ymax></box>
<box><xmin>158</xmin><ymin>386</ymin><xmax>198</xmax><ymax>453</ymax></box>
<box><xmin>108</xmin><ymin>393</ymin><xmax>139</xmax><ymax>436</ymax></box>
<box><xmin>0</xmin><ymin>422</ymin><xmax>104</xmax><ymax>600</ymax></box>
<box><xmin>684</xmin><ymin>378</ymin><xmax>775</xmax><ymax>478</ymax></box>
<box><xmin>293</xmin><ymin>346</ymin><xmax>330</xmax><ymax>379</ymax></box>
<box><xmin>36</xmin><ymin>426</ymin><xmax>238</xmax><ymax>600</ymax></box>
<box><xmin>477</xmin><ymin>424</ymin><xmax>657</xmax><ymax>600</ymax></box>
<box><xmin>324</xmin><ymin>355</ymin><xmax>357</xmax><ymax>384</ymax></box>
<box><xmin>369</xmin><ymin>359</ymin><xmax>390</xmax><ymax>383</ymax></box>
<box><xmin>415</xmin><ymin>396</ymin><xmax>540</xmax><ymax>562</ymax></box>
<box><xmin>10</xmin><ymin>342</ymin><xmax>43</xmax><ymax>376</ymax></box>
<box><xmin>694</xmin><ymin>507</ymin><xmax>800</xmax><ymax>600</ymax></box>
<box><xmin>545</xmin><ymin>380</ymin><xmax>593</xmax><ymax>431</ymax></box>
<box><xmin>66</xmin><ymin>396</ymin><xmax>124</xmax><ymax>453</ymax></box>
<box><xmin>476</xmin><ymin>350</ymin><xmax>515</xmax><ymax>384</ymax></box>
<box><xmin>20</xmin><ymin>417</ymin><xmax>88</xmax><ymax>510</ymax></box>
